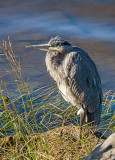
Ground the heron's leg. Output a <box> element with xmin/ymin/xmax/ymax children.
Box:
<box><xmin>77</xmin><ymin>108</ymin><xmax>87</xmax><ymax>126</ymax></box>
<box><xmin>80</xmin><ymin>111</ymin><xmax>85</xmax><ymax>126</ymax></box>
<box><xmin>78</xmin><ymin>108</ymin><xmax>87</xmax><ymax>139</ymax></box>
<box><xmin>77</xmin><ymin>108</ymin><xmax>85</xmax><ymax>126</ymax></box>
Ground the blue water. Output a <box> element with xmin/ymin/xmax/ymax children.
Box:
<box><xmin>0</xmin><ymin>0</ymin><xmax>115</xmax><ymax>90</ymax></box>
<box><xmin>0</xmin><ymin>13</ymin><xmax>115</xmax><ymax>42</ymax></box>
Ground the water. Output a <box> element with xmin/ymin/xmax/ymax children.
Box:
<box><xmin>0</xmin><ymin>0</ymin><xmax>115</xmax><ymax>91</ymax></box>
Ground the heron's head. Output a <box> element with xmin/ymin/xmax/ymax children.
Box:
<box><xmin>26</xmin><ymin>36</ymin><xmax>73</xmax><ymax>54</ymax></box>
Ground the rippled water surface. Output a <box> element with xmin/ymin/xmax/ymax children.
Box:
<box><xmin>0</xmin><ymin>0</ymin><xmax>115</xmax><ymax>91</ymax></box>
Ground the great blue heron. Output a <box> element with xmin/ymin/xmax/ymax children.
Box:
<box><xmin>26</xmin><ymin>36</ymin><xmax>102</xmax><ymax>126</ymax></box>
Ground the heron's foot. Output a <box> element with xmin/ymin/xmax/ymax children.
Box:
<box><xmin>78</xmin><ymin>133</ymin><xmax>82</xmax><ymax>139</ymax></box>
<box><xmin>77</xmin><ymin>126</ymin><xmax>83</xmax><ymax>139</ymax></box>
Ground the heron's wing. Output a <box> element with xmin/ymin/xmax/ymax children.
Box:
<box><xmin>63</xmin><ymin>50</ymin><xmax>102</xmax><ymax>113</ymax></box>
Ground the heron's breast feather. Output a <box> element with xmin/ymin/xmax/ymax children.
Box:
<box><xmin>58</xmin><ymin>79</ymin><xmax>81</xmax><ymax>107</ymax></box>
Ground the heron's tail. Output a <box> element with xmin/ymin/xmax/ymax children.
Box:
<box><xmin>87</xmin><ymin>103</ymin><xmax>102</xmax><ymax>125</ymax></box>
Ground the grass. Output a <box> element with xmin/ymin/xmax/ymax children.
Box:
<box><xmin>0</xmin><ymin>38</ymin><xmax>115</xmax><ymax>160</ymax></box>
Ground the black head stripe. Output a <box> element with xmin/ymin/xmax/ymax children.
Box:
<box><xmin>49</xmin><ymin>36</ymin><xmax>71</xmax><ymax>46</ymax></box>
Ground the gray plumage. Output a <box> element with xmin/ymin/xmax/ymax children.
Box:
<box><xmin>26</xmin><ymin>36</ymin><xmax>102</xmax><ymax>126</ymax></box>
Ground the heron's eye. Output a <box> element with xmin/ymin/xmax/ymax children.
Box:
<box><xmin>51</xmin><ymin>44</ymin><xmax>57</xmax><ymax>47</ymax></box>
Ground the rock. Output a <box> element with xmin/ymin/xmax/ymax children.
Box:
<box><xmin>82</xmin><ymin>132</ymin><xmax>115</xmax><ymax>160</ymax></box>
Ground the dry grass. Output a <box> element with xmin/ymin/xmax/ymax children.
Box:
<box><xmin>0</xmin><ymin>125</ymin><xmax>105</xmax><ymax>160</ymax></box>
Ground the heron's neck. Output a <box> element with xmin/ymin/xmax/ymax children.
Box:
<box><xmin>45</xmin><ymin>51</ymin><xmax>65</xmax><ymax>83</ymax></box>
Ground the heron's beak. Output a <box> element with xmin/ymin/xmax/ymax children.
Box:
<box><xmin>26</xmin><ymin>44</ymin><xmax>50</xmax><ymax>51</ymax></box>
